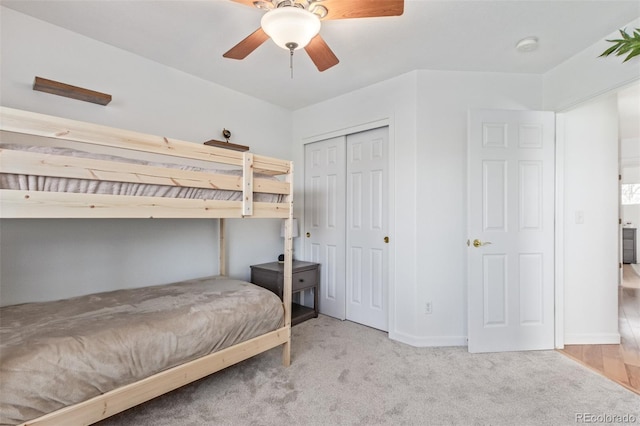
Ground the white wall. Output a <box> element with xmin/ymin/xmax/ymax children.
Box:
<box><xmin>292</xmin><ymin>70</ymin><xmax>543</xmax><ymax>346</ymax></box>
<box><xmin>561</xmin><ymin>95</ymin><xmax>620</xmax><ymax>344</ymax></box>
<box><xmin>0</xmin><ymin>7</ymin><xmax>292</xmax><ymax>305</ymax></box>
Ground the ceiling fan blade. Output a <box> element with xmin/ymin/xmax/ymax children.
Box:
<box><xmin>305</xmin><ymin>34</ymin><xmax>339</xmax><ymax>72</ymax></box>
<box><xmin>223</xmin><ymin>27</ymin><xmax>270</xmax><ymax>60</ymax></box>
<box><xmin>321</xmin><ymin>0</ymin><xmax>404</xmax><ymax>20</ymax></box>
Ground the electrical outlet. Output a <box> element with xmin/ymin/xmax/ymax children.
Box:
<box><xmin>425</xmin><ymin>301</ymin><xmax>432</xmax><ymax>315</ymax></box>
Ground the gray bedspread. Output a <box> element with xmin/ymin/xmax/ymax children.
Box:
<box><xmin>0</xmin><ymin>276</ymin><xmax>284</xmax><ymax>425</ymax></box>
<box><xmin>0</xmin><ymin>144</ymin><xmax>282</xmax><ymax>202</ymax></box>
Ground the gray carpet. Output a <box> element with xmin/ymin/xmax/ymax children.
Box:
<box><xmin>100</xmin><ymin>315</ymin><xmax>639</xmax><ymax>425</ymax></box>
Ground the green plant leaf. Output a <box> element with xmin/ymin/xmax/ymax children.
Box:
<box><xmin>599</xmin><ymin>44</ymin><xmax>619</xmax><ymax>57</ymax></box>
<box><xmin>617</xmin><ymin>43</ymin><xmax>633</xmax><ymax>55</ymax></box>
<box><xmin>623</xmin><ymin>48</ymin><xmax>640</xmax><ymax>62</ymax></box>
<box><xmin>600</xmin><ymin>28</ymin><xmax>640</xmax><ymax>63</ymax></box>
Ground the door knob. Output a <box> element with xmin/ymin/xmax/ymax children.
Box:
<box><xmin>384</xmin><ymin>236</ymin><xmax>389</xmax><ymax>243</ymax></box>
<box><xmin>306</xmin><ymin>232</ymin><xmax>311</xmax><ymax>238</ymax></box>
<box><xmin>473</xmin><ymin>239</ymin><xmax>492</xmax><ymax>248</ymax></box>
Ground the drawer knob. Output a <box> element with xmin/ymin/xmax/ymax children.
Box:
<box><xmin>299</xmin><ymin>278</ymin><xmax>304</xmax><ymax>282</ymax></box>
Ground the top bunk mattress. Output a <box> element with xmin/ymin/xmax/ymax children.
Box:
<box><xmin>0</xmin><ymin>143</ymin><xmax>284</xmax><ymax>202</ymax></box>
<box><xmin>0</xmin><ymin>276</ymin><xmax>284</xmax><ymax>425</ymax></box>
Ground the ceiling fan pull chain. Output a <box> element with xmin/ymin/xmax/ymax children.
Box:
<box><xmin>286</xmin><ymin>42</ymin><xmax>298</xmax><ymax>79</ymax></box>
<box><xmin>290</xmin><ymin>48</ymin><xmax>294</xmax><ymax>78</ymax></box>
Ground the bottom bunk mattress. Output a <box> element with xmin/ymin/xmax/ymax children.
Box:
<box><xmin>0</xmin><ymin>276</ymin><xmax>284</xmax><ymax>425</ymax></box>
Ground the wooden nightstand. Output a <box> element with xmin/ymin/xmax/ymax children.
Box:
<box><xmin>250</xmin><ymin>261</ymin><xmax>320</xmax><ymax>326</ymax></box>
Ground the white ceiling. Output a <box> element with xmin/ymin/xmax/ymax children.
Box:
<box><xmin>1</xmin><ymin>0</ymin><xmax>639</xmax><ymax>110</ymax></box>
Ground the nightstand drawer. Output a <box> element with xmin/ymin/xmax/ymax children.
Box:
<box><xmin>293</xmin><ymin>269</ymin><xmax>317</xmax><ymax>292</ymax></box>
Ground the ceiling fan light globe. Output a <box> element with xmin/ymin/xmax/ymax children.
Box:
<box><xmin>261</xmin><ymin>7</ymin><xmax>321</xmax><ymax>50</ymax></box>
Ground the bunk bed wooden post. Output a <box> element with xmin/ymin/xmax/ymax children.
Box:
<box><xmin>282</xmin><ymin>161</ymin><xmax>294</xmax><ymax>367</ymax></box>
<box><xmin>219</xmin><ymin>218</ymin><xmax>227</xmax><ymax>276</ymax></box>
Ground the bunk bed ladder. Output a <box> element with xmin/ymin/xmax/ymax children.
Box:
<box><xmin>242</xmin><ymin>152</ymin><xmax>254</xmax><ymax>216</ymax></box>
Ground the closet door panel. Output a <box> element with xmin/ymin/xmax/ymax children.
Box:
<box><xmin>346</xmin><ymin>127</ymin><xmax>389</xmax><ymax>331</ymax></box>
<box><xmin>304</xmin><ymin>137</ymin><xmax>347</xmax><ymax>320</ymax></box>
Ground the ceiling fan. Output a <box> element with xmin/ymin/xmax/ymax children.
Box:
<box><xmin>223</xmin><ymin>0</ymin><xmax>404</xmax><ymax>72</ymax></box>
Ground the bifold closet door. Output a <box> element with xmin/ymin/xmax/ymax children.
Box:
<box><xmin>304</xmin><ymin>136</ymin><xmax>347</xmax><ymax>320</ymax></box>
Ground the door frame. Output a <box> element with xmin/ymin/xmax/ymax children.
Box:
<box><xmin>300</xmin><ymin>117</ymin><xmax>396</xmax><ymax>334</ymax></box>
<box><xmin>554</xmin><ymin>114</ymin><xmax>566</xmax><ymax>349</ymax></box>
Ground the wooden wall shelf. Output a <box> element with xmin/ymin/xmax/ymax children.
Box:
<box><xmin>33</xmin><ymin>76</ymin><xmax>112</xmax><ymax>106</ymax></box>
<box><xmin>204</xmin><ymin>139</ymin><xmax>250</xmax><ymax>152</ymax></box>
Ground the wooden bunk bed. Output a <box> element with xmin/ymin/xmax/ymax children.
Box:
<box><xmin>0</xmin><ymin>106</ymin><xmax>295</xmax><ymax>426</ymax></box>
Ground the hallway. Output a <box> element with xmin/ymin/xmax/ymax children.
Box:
<box><xmin>559</xmin><ymin>266</ymin><xmax>640</xmax><ymax>394</ymax></box>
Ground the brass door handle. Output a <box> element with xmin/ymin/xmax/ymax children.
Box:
<box><xmin>472</xmin><ymin>239</ymin><xmax>492</xmax><ymax>248</ymax></box>
<box><xmin>384</xmin><ymin>236</ymin><xmax>389</xmax><ymax>243</ymax></box>
<box><xmin>306</xmin><ymin>232</ymin><xmax>311</xmax><ymax>238</ymax></box>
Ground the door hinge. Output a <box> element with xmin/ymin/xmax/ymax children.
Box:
<box><xmin>620</xmin><ymin>218</ymin><xmax>623</xmax><ymax>225</ymax></box>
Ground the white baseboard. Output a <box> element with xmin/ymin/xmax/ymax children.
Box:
<box><xmin>389</xmin><ymin>330</ymin><xmax>467</xmax><ymax>347</ymax></box>
<box><xmin>563</xmin><ymin>332</ymin><xmax>621</xmax><ymax>345</ymax></box>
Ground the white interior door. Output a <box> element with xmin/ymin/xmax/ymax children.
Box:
<box><xmin>345</xmin><ymin>127</ymin><xmax>389</xmax><ymax>331</ymax></box>
<box><xmin>467</xmin><ymin>109</ymin><xmax>555</xmax><ymax>353</ymax></box>
<box><xmin>304</xmin><ymin>137</ymin><xmax>346</xmax><ymax>320</ymax></box>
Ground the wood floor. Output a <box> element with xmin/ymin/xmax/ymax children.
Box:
<box><xmin>559</xmin><ymin>265</ymin><xmax>640</xmax><ymax>395</ymax></box>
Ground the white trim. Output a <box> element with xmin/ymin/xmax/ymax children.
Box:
<box><xmin>302</xmin><ymin>117</ymin><xmax>391</xmax><ymax>144</ymax></box>
<box><xmin>387</xmin><ymin>116</ymin><xmax>397</xmax><ymax>337</ymax></box>
<box><xmin>390</xmin><ymin>330</ymin><xmax>467</xmax><ymax>347</ymax></box>
<box><xmin>466</xmin><ymin>110</ymin><xmax>473</xmax><ymax>350</ymax></box>
<box><xmin>564</xmin><ymin>333</ymin><xmax>621</xmax><ymax>345</ymax></box>
<box><xmin>554</xmin><ymin>113</ymin><xmax>565</xmax><ymax>349</ymax></box>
